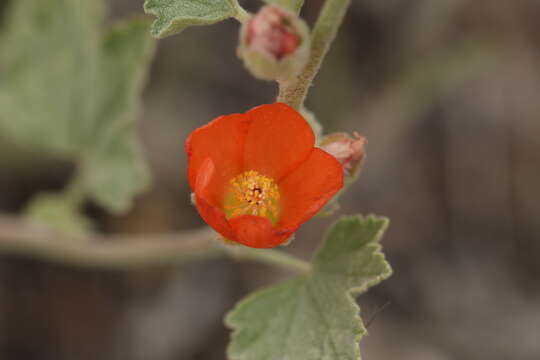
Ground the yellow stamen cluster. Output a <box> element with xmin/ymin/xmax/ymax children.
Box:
<box><xmin>224</xmin><ymin>170</ymin><xmax>280</xmax><ymax>223</ymax></box>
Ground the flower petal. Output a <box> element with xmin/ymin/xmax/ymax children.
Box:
<box><xmin>186</xmin><ymin>113</ymin><xmax>251</xmax><ymax>204</ymax></box>
<box><xmin>194</xmin><ymin>158</ymin><xmax>235</xmax><ymax>239</ymax></box>
<box><xmin>243</xmin><ymin>103</ymin><xmax>314</xmax><ymax>181</ymax></box>
<box><xmin>277</xmin><ymin>148</ymin><xmax>343</xmax><ymax>228</ymax></box>
<box><xmin>229</xmin><ymin>215</ymin><xmax>294</xmax><ymax>248</ymax></box>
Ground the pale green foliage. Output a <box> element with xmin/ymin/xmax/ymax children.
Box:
<box><xmin>144</xmin><ymin>0</ymin><xmax>238</xmax><ymax>38</ymax></box>
<box><xmin>0</xmin><ymin>0</ymin><xmax>155</xmax><ymax>219</ymax></box>
<box><xmin>226</xmin><ymin>215</ymin><xmax>392</xmax><ymax>360</ymax></box>
<box><xmin>83</xmin><ymin>20</ymin><xmax>155</xmax><ymax>212</ymax></box>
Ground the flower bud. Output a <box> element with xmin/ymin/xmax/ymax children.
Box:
<box><xmin>320</xmin><ymin>132</ymin><xmax>366</xmax><ymax>177</ymax></box>
<box><xmin>238</xmin><ymin>5</ymin><xmax>310</xmax><ymax>81</ymax></box>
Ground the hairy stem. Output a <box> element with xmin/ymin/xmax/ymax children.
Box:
<box><xmin>277</xmin><ymin>0</ymin><xmax>351</xmax><ymax>109</ymax></box>
<box><xmin>0</xmin><ymin>214</ymin><xmax>310</xmax><ymax>273</ymax></box>
<box><xmin>225</xmin><ymin>243</ymin><xmax>310</xmax><ymax>273</ymax></box>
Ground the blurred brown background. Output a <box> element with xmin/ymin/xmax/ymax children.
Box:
<box><xmin>1</xmin><ymin>0</ymin><xmax>539</xmax><ymax>359</ymax></box>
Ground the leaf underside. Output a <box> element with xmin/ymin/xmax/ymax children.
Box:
<box><xmin>225</xmin><ymin>215</ymin><xmax>392</xmax><ymax>360</ymax></box>
<box><xmin>144</xmin><ymin>0</ymin><xmax>237</xmax><ymax>38</ymax></box>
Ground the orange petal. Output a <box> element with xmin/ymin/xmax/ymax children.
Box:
<box><xmin>229</xmin><ymin>215</ymin><xmax>294</xmax><ymax>248</ymax></box>
<box><xmin>186</xmin><ymin>113</ymin><xmax>251</xmax><ymax>205</ymax></box>
<box><xmin>277</xmin><ymin>148</ymin><xmax>343</xmax><ymax>229</ymax></box>
<box><xmin>243</xmin><ymin>103</ymin><xmax>314</xmax><ymax>181</ymax></box>
<box><xmin>194</xmin><ymin>158</ymin><xmax>235</xmax><ymax>239</ymax></box>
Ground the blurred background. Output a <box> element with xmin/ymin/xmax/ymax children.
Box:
<box><xmin>1</xmin><ymin>0</ymin><xmax>539</xmax><ymax>359</ymax></box>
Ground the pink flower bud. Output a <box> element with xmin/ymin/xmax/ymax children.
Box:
<box><xmin>238</xmin><ymin>6</ymin><xmax>310</xmax><ymax>81</ymax></box>
<box><xmin>320</xmin><ymin>132</ymin><xmax>366</xmax><ymax>176</ymax></box>
<box><xmin>246</xmin><ymin>6</ymin><xmax>300</xmax><ymax>60</ymax></box>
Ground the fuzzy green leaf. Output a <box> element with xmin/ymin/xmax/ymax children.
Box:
<box><xmin>144</xmin><ymin>0</ymin><xmax>238</xmax><ymax>39</ymax></box>
<box><xmin>0</xmin><ymin>0</ymin><xmax>155</xmax><ymax>219</ymax></box>
<box><xmin>225</xmin><ymin>215</ymin><xmax>392</xmax><ymax>360</ymax></box>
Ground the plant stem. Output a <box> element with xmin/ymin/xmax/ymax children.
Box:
<box><xmin>290</xmin><ymin>0</ymin><xmax>305</xmax><ymax>14</ymax></box>
<box><xmin>233</xmin><ymin>2</ymin><xmax>250</xmax><ymax>23</ymax></box>
<box><xmin>0</xmin><ymin>214</ymin><xmax>310</xmax><ymax>273</ymax></box>
<box><xmin>225</xmin><ymin>244</ymin><xmax>310</xmax><ymax>273</ymax></box>
<box><xmin>277</xmin><ymin>0</ymin><xmax>351</xmax><ymax>109</ymax></box>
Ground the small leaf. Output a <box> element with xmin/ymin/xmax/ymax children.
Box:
<box><xmin>144</xmin><ymin>0</ymin><xmax>238</xmax><ymax>39</ymax></box>
<box><xmin>26</xmin><ymin>193</ymin><xmax>94</xmax><ymax>238</ymax></box>
<box><xmin>225</xmin><ymin>215</ymin><xmax>392</xmax><ymax>360</ymax></box>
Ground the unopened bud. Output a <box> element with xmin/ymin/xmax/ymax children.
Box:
<box><xmin>320</xmin><ymin>132</ymin><xmax>366</xmax><ymax>176</ymax></box>
<box><xmin>238</xmin><ymin>5</ymin><xmax>310</xmax><ymax>81</ymax></box>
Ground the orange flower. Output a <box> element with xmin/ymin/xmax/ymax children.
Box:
<box><xmin>185</xmin><ymin>103</ymin><xmax>343</xmax><ymax>248</ymax></box>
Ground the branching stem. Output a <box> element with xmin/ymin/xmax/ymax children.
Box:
<box><xmin>0</xmin><ymin>214</ymin><xmax>310</xmax><ymax>273</ymax></box>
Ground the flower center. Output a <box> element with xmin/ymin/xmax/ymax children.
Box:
<box><xmin>223</xmin><ymin>170</ymin><xmax>280</xmax><ymax>224</ymax></box>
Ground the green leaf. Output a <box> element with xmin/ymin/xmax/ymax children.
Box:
<box><xmin>225</xmin><ymin>215</ymin><xmax>392</xmax><ymax>360</ymax></box>
<box><xmin>0</xmin><ymin>0</ymin><xmax>105</xmax><ymax>156</ymax></box>
<box><xmin>0</xmin><ymin>0</ymin><xmax>155</xmax><ymax>222</ymax></box>
<box><xmin>144</xmin><ymin>0</ymin><xmax>238</xmax><ymax>39</ymax></box>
